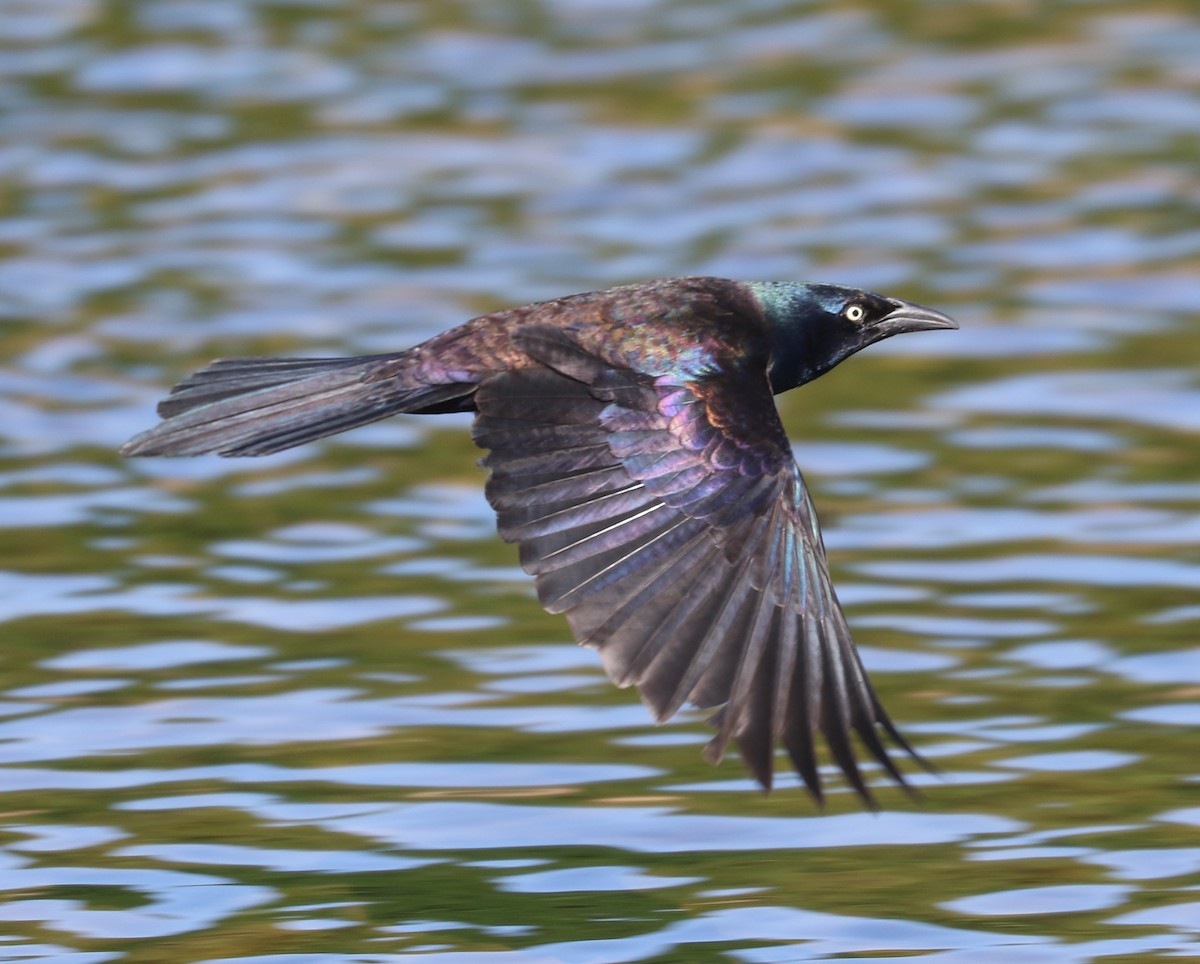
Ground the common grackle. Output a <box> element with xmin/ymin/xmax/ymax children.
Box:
<box><xmin>122</xmin><ymin>276</ymin><xmax>956</xmax><ymax>803</ymax></box>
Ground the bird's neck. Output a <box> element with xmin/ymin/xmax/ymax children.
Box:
<box><xmin>749</xmin><ymin>282</ymin><xmax>835</xmax><ymax>393</ymax></box>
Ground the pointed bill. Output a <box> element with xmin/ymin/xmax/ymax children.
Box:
<box><xmin>875</xmin><ymin>299</ymin><xmax>959</xmax><ymax>336</ymax></box>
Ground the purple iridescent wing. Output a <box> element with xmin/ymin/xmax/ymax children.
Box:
<box><xmin>471</xmin><ymin>326</ymin><xmax>918</xmax><ymax>801</ymax></box>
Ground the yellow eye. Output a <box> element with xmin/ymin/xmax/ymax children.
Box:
<box><xmin>844</xmin><ymin>304</ymin><xmax>866</xmax><ymax>322</ymax></box>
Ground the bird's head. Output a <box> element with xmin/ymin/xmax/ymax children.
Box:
<box><xmin>750</xmin><ymin>281</ymin><xmax>957</xmax><ymax>392</ymax></box>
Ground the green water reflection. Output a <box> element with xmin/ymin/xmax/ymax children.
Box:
<box><xmin>2</xmin><ymin>0</ymin><xmax>1199</xmax><ymax>960</ymax></box>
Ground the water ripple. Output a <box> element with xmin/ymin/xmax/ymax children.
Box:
<box><xmin>4</xmin><ymin>1</ymin><xmax>1200</xmax><ymax>958</ymax></box>
<box><xmin>185</xmin><ymin>799</ymin><xmax>1024</xmax><ymax>854</ymax></box>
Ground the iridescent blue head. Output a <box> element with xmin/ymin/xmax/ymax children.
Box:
<box><xmin>748</xmin><ymin>281</ymin><xmax>957</xmax><ymax>393</ymax></box>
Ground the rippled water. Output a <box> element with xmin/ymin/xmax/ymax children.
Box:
<box><xmin>2</xmin><ymin>0</ymin><xmax>1199</xmax><ymax>961</ymax></box>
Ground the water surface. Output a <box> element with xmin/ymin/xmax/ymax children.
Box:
<box><xmin>1</xmin><ymin>0</ymin><xmax>1199</xmax><ymax>961</ymax></box>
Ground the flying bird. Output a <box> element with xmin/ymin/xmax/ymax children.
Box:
<box><xmin>122</xmin><ymin>277</ymin><xmax>956</xmax><ymax>803</ymax></box>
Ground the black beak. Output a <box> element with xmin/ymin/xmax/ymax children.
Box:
<box><xmin>875</xmin><ymin>298</ymin><xmax>959</xmax><ymax>336</ymax></box>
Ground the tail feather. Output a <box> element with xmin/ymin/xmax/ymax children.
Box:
<box><xmin>155</xmin><ymin>356</ymin><xmax>397</xmax><ymax>418</ymax></box>
<box><xmin>121</xmin><ymin>355</ymin><xmax>473</xmax><ymax>457</ymax></box>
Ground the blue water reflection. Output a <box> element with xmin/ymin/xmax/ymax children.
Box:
<box><xmin>117</xmin><ymin>796</ymin><xmax>1020</xmax><ymax>855</ymax></box>
<box><xmin>2</xmin><ymin>0</ymin><xmax>1200</xmax><ymax>959</ymax></box>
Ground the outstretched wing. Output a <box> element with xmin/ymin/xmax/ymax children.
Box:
<box><xmin>471</xmin><ymin>326</ymin><xmax>920</xmax><ymax>802</ymax></box>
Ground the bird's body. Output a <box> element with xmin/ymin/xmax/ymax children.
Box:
<box><xmin>122</xmin><ymin>277</ymin><xmax>956</xmax><ymax>803</ymax></box>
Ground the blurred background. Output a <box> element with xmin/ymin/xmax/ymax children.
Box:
<box><xmin>2</xmin><ymin>0</ymin><xmax>1199</xmax><ymax>960</ymax></box>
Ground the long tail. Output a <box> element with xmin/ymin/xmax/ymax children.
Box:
<box><xmin>120</xmin><ymin>354</ymin><xmax>475</xmax><ymax>457</ymax></box>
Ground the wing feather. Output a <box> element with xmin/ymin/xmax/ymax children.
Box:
<box><xmin>470</xmin><ymin>324</ymin><xmax>923</xmax><ymax>800</ymax></box>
